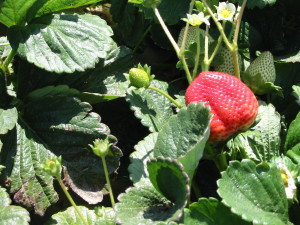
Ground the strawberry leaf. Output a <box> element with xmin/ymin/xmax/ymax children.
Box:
<box><xmin>126</xmin><ymin>80</ymin><xmax>174</xmax><ymax>132</ymax></box>
<box><xmin>292</xmin><ymin>84</ymin><xmax>300</xmax><ymax>105</ymax></box>
<box><xmin>0</xmin><ymin>107</ymin><xmax>18</xmax><ymax>135</ymax></box>
<box><xmin>147</xmin><ymin>157</ymin><xmax>189</xmax><ymax>205</ymax></box>
<box><xmin>0</xmin><ymin>121</ymin><xmax>59</xmax><ymax>216</ymax></box>
<box><xmin>153</xmin><ymin>103</ymin><xmax>211</xmax><ymax>179</ymax></box>
<box><xmin>115</xmin><ymin>185</ymin><xmax>183</xmax><ymax>224</ymax></box>
<box><xmin>138</xmin><ymin>0</ymin><xmax>190</xmax><ymax>25</ymax></box>
<box><xmin>22</xmin><ymin>93</ymin><xmax>122</xmax><ymax>204</ymax></box>
<box><xmin>128</xmin><ymin>132</ymin><xmax>157</xmax><ymax>186</ymax></box>
<box><xmin>8</xmin><ymin>13</ymin><xmax>115</xmax><ymax>73</ymax></box>
<box><xmin>46</xmin><ymin>206</ymin><xmax>115</xmax><ymax>225</ymax></box>
<box><xmin>0</xmin><ymin>187</ymin><xmax>30</xmax><ymax>225</ymax></box>
<box><xmin>285</xmin><ymin>111</ymin><xmax>300</xmax><ymax>152</ymax></box>
<box><xmin>183</xmin><ymin>198</ymin><xmax>251</xmax><ymax>225</ymax></box>
<box><xmin>227</xmin><ymin>102</ymin><xmax>281</xmax><ymax>162</ymax></box>
<box><xmin>217</xmin><ymin>160</ymin><xmax>289</xmax><ymax>225</ymax></box>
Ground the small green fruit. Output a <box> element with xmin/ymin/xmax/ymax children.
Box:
<box><xmin>242</xmin><ymin>51</ymin><xmax>281</xmax><ymax>95</ymax></box>
<box><xmin>215</xmin><ymin>47</ymin><xmax>242</xmax><ymax>75</ymax></box>
<box><xmin>129</xmin><ymin>68</ymin><xmax>151</xmax><ymax>88</ymax></box>
<box><xmin>246</xmin><ymin>51</ymin><xmax>276</xmax><ymax>83</ymax></box>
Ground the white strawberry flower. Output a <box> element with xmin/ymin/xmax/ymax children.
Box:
<box><xmin>183</xmin><ymin>12</ymin><xmax>210</xmax><ymax>26</ymax></box>
<box><xmin>276</xmin><ymin>159</ymin><xmax>297</xmax><ymax>199</ymax></box>
<box><xmin>217</xmin><ymin>2</ymin><xmax>236</xmax><ymax>21</ymax></box>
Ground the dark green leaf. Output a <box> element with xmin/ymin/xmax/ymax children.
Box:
<box><xmin>141</xmin><ymin>0</ymin><xmax>190</xmax><ymax>25</ymax></box>
<box><xmin>110</xmin><ymin>0</ymin><xmax>146</xmax><ymax>49</ymax></box>
<box><xmin>183</xmin><ymin>198</ymin><xmax>250</xmax><ymax>225</ymax></box>
<box><xmin>147</xmin><ymin>157</ymin><xmax>189</xmax><ymax>205</ymax></box>
<box><xmin>0</xmin><ymin>122</ymin><xmax>58</xmax><ymax>216</ymax></box>
<box><xmin>115</xmin><ymin>185</ymin><xmax>183</xmax><ymax>224</ymax></box>
<box><xmin>23</xmin><ymin>94</ymin><xmax>122</xmax><ymax>204</ymax></box>
<box><xmin>15</xmin><ymin>46</ymin><xmax>133</xmax><ymax>101</ymax></box>
<box><xmin>217</xmin><ymin>160</ymin><xmax>289</xmax><ymax>225</ymax></box>
<box><xmin>287</xmin><ymin>143</ymin><xmax>300</xmax><ymax>165</ymax></box>
<box><xmin>126</xmin><ymin>80</ymin><xmax>174</xmax><ymax>132</ymax></box>
<box><xmin>0</xmin><ymin>0</ymin><xmax>37</xmax><ymax>27</ymax></box>
<box><xmin>285</xmin><ymin>112</ymin><xmax>300</xmax><ymax>151</ymax></box>
<box><xmin>30</xmin><ymin>0</ymin><xmax>104</xmax><ymax>20</ymax></box>
<box><xmin>46</xmin><ymin>206</ymin><xmax>115</xmax><ymax>225</ymax></box>
<box><xmin>8</xmin><ymin>13</ymin><xmax>115</xmax><ymax>73</ymax></box>
<box><xmin>229</xmin><ymin>0</ymin><xmax>277</xmax><ymax>9</ymax></box>
<box><xmin>129</xmin><ymin>132</ymin><xmax>157</xmax><ymax>186</ymax></box>
<box><xmin>0</xmin><ymin>107</ymin><xmax>18</xmax><ymax>135</ymax></box>
<box><xmin>154</xmin><ymin>103</ymin><xmax>211</xmax><ymax>179</ymax></box>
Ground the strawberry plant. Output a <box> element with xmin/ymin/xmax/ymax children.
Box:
<box><xmin>0</xmin><ymin>0</ymin><xmax>300</xmax><ymax>224</ymax></box>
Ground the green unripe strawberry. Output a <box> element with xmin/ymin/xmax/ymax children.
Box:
<box><xmin>243</xmin><ymin>51</ymin><xmax>281</xmax><ymax>95</ymax></box>
<box><xmin>246</xmin><ymin>51</ymin><xmax>276</xmax><ymax>83</ymax></box>
<box><xmin>215</xmin><ymin>47</ymin><xmax>242</xmax><ymax>75</ymax></box>
<box><xmin>129</xmin><ymin>68</ymin><xmax>151</xmax><ymax>88</ymax></box>
<box><xmin>177</xmin><ymin>26</ymin><xmax>213</xmax><ymax>50</ymax></box>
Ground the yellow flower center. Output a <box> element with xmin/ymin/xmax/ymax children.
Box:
<box><xmin>220</xmin><ymin>8</ymin><xmax>232</xmax><ymax>18</ymax></box>
<box><xmin>191</xmin><ymin>17</ymin><xmax>202</xmax><ymax>26</ymax></box>
<box><xmin>281</xmin><ymin>171</ymin><xmax>289</xmax><ymax>187</ymax></box>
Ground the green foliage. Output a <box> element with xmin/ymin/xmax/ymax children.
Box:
<box><xmin>0</xmin><ymin>175</ymin><xmax>31</xmax><ymax>225</ymax></box>
<box><xmin>153</xmin><ymin>103</ymin><xmax>211</xmax><ymax>179</ymax></box>
<box><xmin>183</xmin><ymin>198</ymin><xmax>251</xmax><ymax>225</ymax></box>
<box><xmin>147</xmin><ymin>157</ymin><xmax>189</xmax><ymax>204</ymax></box>
<box><xmin>126</xmin><ymin>80</ymin><xmax>174</xmax><ymax>132</ymax></box>
<box><xmin>227</xmin><ymin>102</ymin><xmax>281</xmax><ymax>162</ymax></box>
<box><xmin>115</xmin><ymin>185</ymin><xmax>183</xmax><ymax>224</ymax></box>
<box><xmin>9</xmin><ymin>13</ymin><xmax>114</xmax><ymax>73</ymax></box>
<box><xmin>0</xmin><ymin>0</ymin><xmax>300</xmax><ymax>224</ymax></box>
<box><xmin>46</xmin><ymin>206</ymin><xmax>115</xmax><ymax>225</ymax></box>
<box><xmin>128</xmin><ymin>132</ymin><xmax>157</xmax><ymax>186</ymax></box>
<box><xmin>217</xmin><ymin>160</ymin><xmax>289</xmax><ymax>225</ymax></box>
<box><xmin>0</xmin><ymin>107</ymin><xmax>17</xmax><ymax>134</ymax></box>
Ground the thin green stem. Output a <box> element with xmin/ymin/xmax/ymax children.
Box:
<box><xmin>2</xmin><ymin>49</ymin><xmax>16</xmax><ymax>74</ymax></box>
<box><xmin>202</xmin><ymin>0</ymin><xmax>232</xmax><ymax>51</ymax></box>
<box><xmin>207</xmin><ymin>34</ymin><xmax>223</xmax><ymax>65</ymax></box>
<box><xmin>202</xmin><ymin>25</ymin><xmax>210</xmax><ymax>72</ymax></box>
<box><xmin>148</xmin><ymin>86</ymin><xmax>182</xmax><ymax>109</ymax></box>
<box><xmin>0</xmin><ymin>42</ymin><xmax>9</xmax><ymax>46</ymax></box>
<box><xmin>101</xmin><ymin>156</ymin><xmax>115</xmax><ymax>207</ymax></box>
<box><xmin>192</xmin><ymin>27</ymin><xmax>201</xmax><ymax>78</ymax></box>
<box><xmin>153</xmin><ymin>8</ymin><xmax>180</xmax><ymax>55</ymax></box>
<box><xmin>179</xmin><ymin>0</ymin><xmax>195</xmax><ymax>53</ymax></box>
<box><xmin>230</xmin><ymin>0</ymin><xmax>247</xmax><ymax>79</ymax></box>
<box><xmin>153</xmin><ymin>7</ymin><xmax>193</xmax><ymax>83</ymax></box>
<box><xmin>57</xmin><ymin>178</ymin><xmax>89</xmax><ymax>225</ymax></box>
<box><xmin>233</xmin><ymin>0</ymin><xmax>247</xmax><ymax>45</ymax></box>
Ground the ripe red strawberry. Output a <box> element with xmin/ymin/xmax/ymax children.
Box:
<box><xmin>185</xmin><ymin>71</ymin><xmax>259</xmax><ymax>142</ymax></box>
